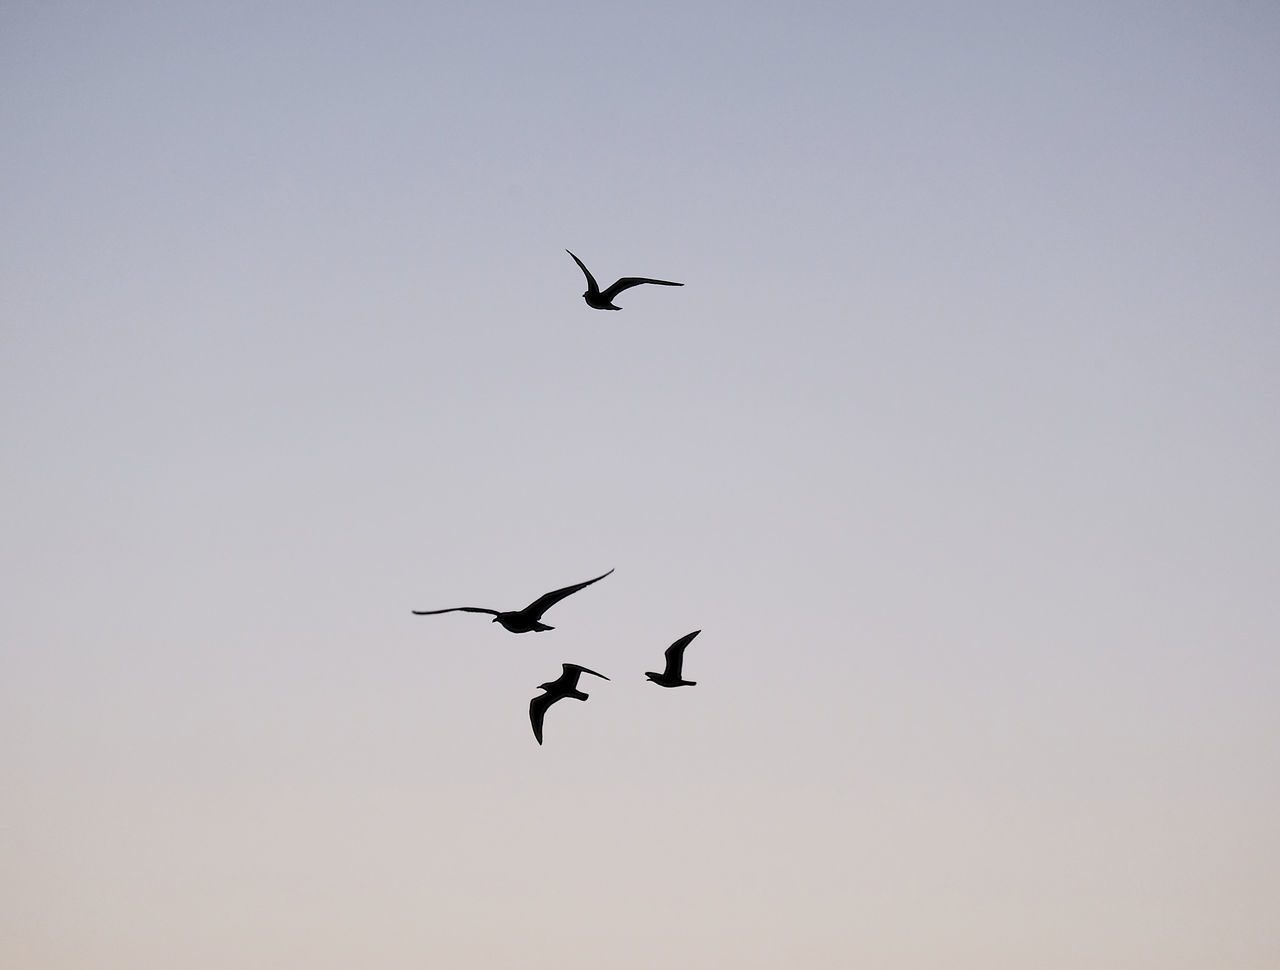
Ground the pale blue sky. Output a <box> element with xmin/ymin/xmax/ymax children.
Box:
<box><xmin>3</xmin><ymin>2</ymin><xmax>1278</xmax><ymax>968</ymax></box>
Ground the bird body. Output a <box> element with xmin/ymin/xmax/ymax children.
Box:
<box><xmin>529</xmin><ymin>663</ymin><xmax>610</xmax><ymax>744</ymax></box>
<box><xmin>412</xmin><ymin>568</ymin><xmax>614</xmax><ymax>633</ymax></box>
<box><xmin>566</xmin><ymin>250</ymin><xmax>683</xmax><ymax>310</ymax></box>
<box><xmin>645</xmin><ymin>630</ymin><xmax>700</xmax><ymax>687</ymax></box>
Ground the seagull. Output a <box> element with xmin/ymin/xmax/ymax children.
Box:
<box><xmin>529</xmin><ymin>663</ymin><xmax>610</xmax><ymax>745</ymax></box>
<box><xmin>645</xmin><ymin>630</ymin><xmax>700</xmax><ymax>687</ymax></box>
<box><xmin>566</xmin><ymin>250</ymin><xmax>683</xmax><ymax>310</ymax></box>
<box><xmin>411</xmin><ymin>568</ymin><xmax>614</xmax><ymax>633</ymax></box>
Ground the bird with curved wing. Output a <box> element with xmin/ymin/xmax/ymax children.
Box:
<box><xmin>645</xmin><ymin>630</ymin><xmax>700</xmax><ymax>687</ymax></box>
<box><xmin>412</xmin><ymin>568</ymin><xmax>614</xmax><ymax>633</ymax></box>
<box><xmin>566</xmin><ymin>250</ymin><xmax>683</xmax><ymax>310</ymax></box>
<box><xmin>529</xmin><ymin>663</ymin><xmax>610</xmax><ymax>745</ymax></box>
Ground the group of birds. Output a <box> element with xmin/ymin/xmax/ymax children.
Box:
<box><xmin>413</xmin><ymin>251</ymin><xmax>691</xmax><ymax>745</ymax></box>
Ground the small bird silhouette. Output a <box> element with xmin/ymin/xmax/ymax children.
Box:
<box><xmin>412</xmin><ymin>568</ymin><xmax>613</xmax><ymax>633</ymax></box>
<box><xmin>529</xmin><ymin>663</ymin><xmax>610</xmax><ymax>744</ymax></box>
<box><xmin>566</xmin><ymin>250</ymin><xmax>683</xmax><ymax>310</ymax></box>
<box><xmin>645</xmin><ymin>630</ymin><xmax>700</xmax><ymax>687</ymax></box>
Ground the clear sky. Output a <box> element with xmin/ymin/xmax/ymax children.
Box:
<box><xmin>3</xmin><ymin>2</ymin><xmax>1278</xmax><ymax>967</ymax></box>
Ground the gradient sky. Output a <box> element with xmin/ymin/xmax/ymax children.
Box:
<box><xmin>3</xmin><ymin>2</ymin><xmax>1278</xmax><ymax>968</ymax></box>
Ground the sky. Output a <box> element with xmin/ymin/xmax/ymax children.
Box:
<box><xmin>2</xmin><ymin>1</ymin><xmax>1278</xmax><ymax>967</ymax></box>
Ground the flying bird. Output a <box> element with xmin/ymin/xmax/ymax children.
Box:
<box><xmin>645</xmin><ymin>630</ymin><xmax>700</xmax><ymax>687</ymax></box>
<box><xmin>566</xmin><ymin>249</ymin><xmax>683</xmax><ymax>310</ymax></box>
<box><xmin>529</xmin><ymin>663</ymin><xmax>610</xmax><ymax>745</ymax></box>
<box><xmin>412</xmin><ymin>568</ymin><xmax>614</xmax><ymax>633</ymax></box>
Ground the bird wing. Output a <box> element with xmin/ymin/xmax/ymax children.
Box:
<box><xmin>565</xmin><ymin>250</ymin><xmax>600</xmax><ymax>295</ymax></box>
<box><xmin>564</xmin><ymin>663</ymin><xmax>610</xmax><ymax>682</ymax></box>
<box><xmin>600</xmin><ymin>277</ymin><xmax>684</xmax><ymax>300</ymax></box>
<box><xmin>529</xmin><ymin>691</ymin><xmax>557</xmax><ymax>745</ymax></box>
<box><xmin>523</xmin><ymin>568</ymin><xmax>614</xmax><ymax>617</ymax></box>
<box><xmin>410</xmin><ymin>606</ymin><xmax>499</xmax><ymax>616</ymax></box>
<box><xmin>663</xmin><ymin>630</ymin><xmax>700</xmax><ymax>677</ymax></box>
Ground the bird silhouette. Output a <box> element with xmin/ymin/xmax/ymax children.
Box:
<box><xmin>645</xmin><ymin>630</ymin><xmax>700</xmax><ymax>687</ymax></box>
<box><xmin>529</xmin><ymin>663</ymin><xmax>610</xmax><ymax>744</ymax></box>
<box><xmin>411</xmin><ymin>568</ymin><xmax>614</xmax><ymax>633</ymax></box>
<box><xmin>566</xmin><ymin>250</ymin><xmax>683</xmax><ymax>310</ymax></box>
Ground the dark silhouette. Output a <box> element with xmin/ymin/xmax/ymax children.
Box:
<box><xmin>566</xmin><ymin>250</ymin><xmax>683</xmax><ymax>310</ymax></box>
<box><xmin>529</xmin><ymin>663</ymin><xmax>610</xmax><ymax>744</ymax></box>
<box><xmin>645</xmin><ymin>630</ymin><xmax>700</xmax><ymax>687</ymax></box>
<box><xmin>412</xmin><ymin>568</ymin><xmax>614</xmax><ymax>633</ymax></box>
